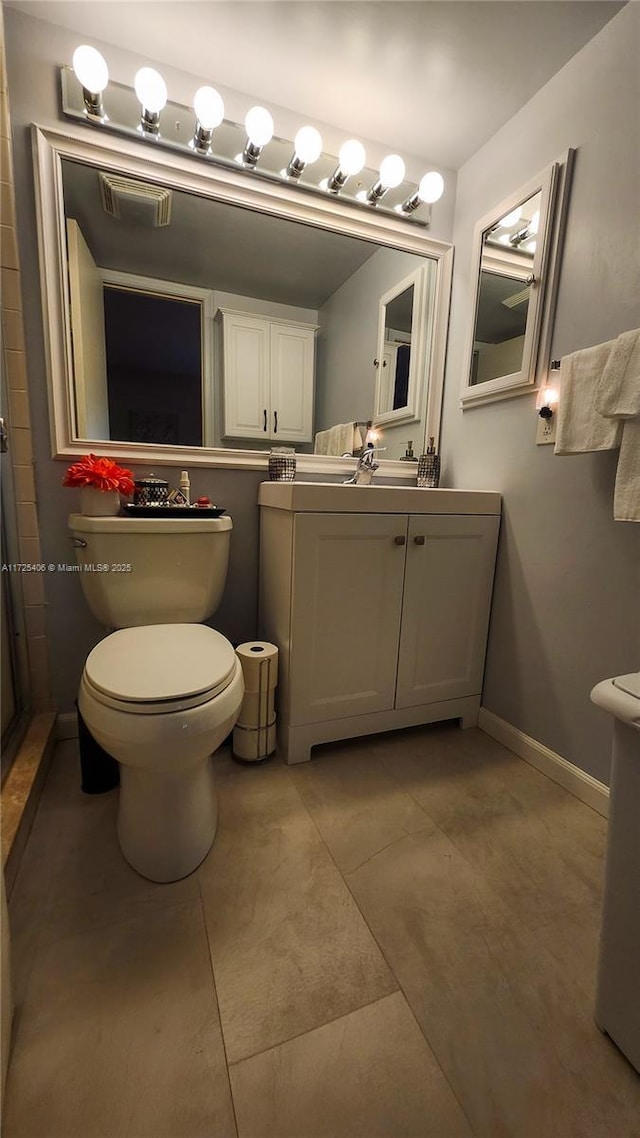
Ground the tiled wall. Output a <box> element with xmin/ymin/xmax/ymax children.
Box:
<box><xmin>1</xmin><ymin>10</ymin><xmax>52</xmax><ymax>714</ymax></box>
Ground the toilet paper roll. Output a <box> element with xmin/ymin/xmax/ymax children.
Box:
<box><xmin>237</xmin><ymin>688</ymin><xmax>276</xmax><ymax>729</ymax></box>
<box><xmin>233</xmin><ymin>721</ymin><xmax>276</xmax><ymax>762</ymax></box>
<box><xmin>235</xmin><ymin>642</ymin><xmax>278</xmax><ymax>693</ymax></box>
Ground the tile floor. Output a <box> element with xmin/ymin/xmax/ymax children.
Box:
<box><xmin>4</xmin><ymin>723</ymin><xmax>640</xmax><ymax>1137</ymax></box>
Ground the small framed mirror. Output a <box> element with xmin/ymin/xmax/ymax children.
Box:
<box><xmin>460</xmin><ymin>151</ymin><xmax>574</xmax><ymax>408</ymax></box>
<box><xmin>373</xmin><ymin>265</ymin><xmax>431</xmax><ymax>428</ymax></box>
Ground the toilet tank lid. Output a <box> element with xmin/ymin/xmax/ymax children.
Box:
<box><xmin>69</xmin><ymin>514</ymin><xmax>232</xmax><ymax>534</ymax></box>
<box><xmin>85</xmin><ymin>624</ymin><xmax>237</xmax><ymax>702</ymax></box>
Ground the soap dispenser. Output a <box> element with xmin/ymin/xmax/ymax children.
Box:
<box><xmin>417</xmin><ymin>438</ymin><xmax>440</xmax><ymax>488</ymax></box>
<box><xmin>400</xmin><ymin>440</ymin><xmax>418</xmax><ymax>462</ymax></box>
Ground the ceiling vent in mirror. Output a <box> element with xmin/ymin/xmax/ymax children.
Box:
<box><xmin>99</xmin><ymin>172</ymin><xmax>172</xmax><ymax>227</ymax></box>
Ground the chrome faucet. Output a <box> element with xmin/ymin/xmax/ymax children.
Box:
<box><xmin>343</xmin><ymin>444</ymin><xmax>387</xmax><ymax>485</ymax></box>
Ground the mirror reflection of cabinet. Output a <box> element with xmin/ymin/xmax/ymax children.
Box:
<box><xmin>373</xmin><ymin>266</ymin><xmax>431</xmax><ymax>429</ymax></box>
<box><xmin>217</xmin><ymin>309</ymin><xmax>318</xmax><ymax>442</ymax></box>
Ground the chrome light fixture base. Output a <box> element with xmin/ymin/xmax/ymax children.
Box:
<box><xmin>60</xmin><ymin>67</ymin><xmax>434</xmax><ymax>228</ymax></box>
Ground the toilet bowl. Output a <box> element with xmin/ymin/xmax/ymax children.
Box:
<box><xmin>79</xmin><ymin>623</ymin><xmax>244</xmax><ymax>882</ymax></box>
<box><xmin>69</xmin><ymin>512</ymin><xmax>244</xmax><ymax>881</ymax></box>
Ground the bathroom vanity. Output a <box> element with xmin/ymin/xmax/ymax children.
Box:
<box><xmin>258</xmin><ymin>483</ymin><xmax>501</xmax><ymax>763</ymax></box>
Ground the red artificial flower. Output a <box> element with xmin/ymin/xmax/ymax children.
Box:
<box><xmin>63</xmin><ymin>454</ymin><xmax>135</xmax><ymax>496</ymax></box>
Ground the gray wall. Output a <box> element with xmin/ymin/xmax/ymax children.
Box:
<box><xmin>441</xmin><ymin>2</ymin><xmax>640</xmax><ymax>783</ymax></box>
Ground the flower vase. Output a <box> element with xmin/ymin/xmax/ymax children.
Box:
<box><xmin>79</xmin><ymin>487</ymin><xmax>121</xmax><ymax>517</ymax></box>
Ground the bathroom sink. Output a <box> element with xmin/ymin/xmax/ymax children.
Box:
<box><xmin>258</xmin><ymin>481</ymin><xmax>501</xmax><ymax>515</ymax></box>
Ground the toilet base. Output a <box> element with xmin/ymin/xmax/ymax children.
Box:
<box><xmin>117</xmin><ymin>757</ymin><xmax>218</xmax><ymax>882</ymax></box>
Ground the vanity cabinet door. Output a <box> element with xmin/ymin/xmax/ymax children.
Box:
<box><xmin>289</xmin><ymin>513</ymin><xmax>407</xmax><ymax>725</ymax></box>
<box><xmin>221</xmin><ymin>313</ymin><xmax>271</xmax><ymax>439</ymax></box>
<box><xmin>270</xmin><ymin>324</ymin><xmax>315</xmax><ymax>443</ymax></box>
<box><xmin>395</xmin><ymin>514</ymin><xmax>499</xmax><ymax>709</ymax></box>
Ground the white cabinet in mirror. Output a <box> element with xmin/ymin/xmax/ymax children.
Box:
<box><xmin>32</xmin><ymin>124</ymin><xmax>453</xmax><ymax>473</ymax></box>
<box><xmin>460</xmin><ymin>150</ymin><xmax>574</xmax><ymax>409</ymax></box>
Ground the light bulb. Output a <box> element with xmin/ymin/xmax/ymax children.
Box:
<box><xmin>134</xmin><ymin>67</ymin><xmax>167</xmax><ymax>114</ymax></box>
<box><xmin>294</xmin><ymin>126</ymin><xmax>322</xmax><ymax>165</ymax></box>
<box><xmin>339</xmin><ymin>139</ymin><xmax>365</xmax><ymax>176</ymax></box>
<box><xmin>193</xmin><ymin>86</ymin><xmax>224</xmax><ymax>130</ymax></box>
<box><xmin>499</xmin><ymin>206</ymin><xmax>521</xmax><ymax>229</ymax></box>
<box><xmin>72</xmin><ymin>45</ymin><xmax>109</xmax><ymax>93</ymax></box>
<box><xmin>245</xmin><ymin>106</ymin><xmax>274</xmax><ymax>148</ymax></box>
<box><xmin>529</xmin><ymin>209</ymin><xmax>540</xmax><ymax>235</ymax></box>
<box><xmin>379</xmin><ymin>154</ymin><xmax>405</xmax><ymax>189</ymax></box>
<box><xmin>418</xmin><ymin>172</ymin><xmax>444</xmax><ymax>204</ymax></box>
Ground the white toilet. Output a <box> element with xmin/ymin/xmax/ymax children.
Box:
<box><xmin>69</xmin><ymin>513</ymin><xmax>244</xmax><ymax>883</ymax></box>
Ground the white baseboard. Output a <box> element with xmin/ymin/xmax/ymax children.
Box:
<box><xmin>56</xmin><ymin>711</ymin><xmax>79</xmax><ymax>740</ymax></box>
<box><xmin>478</xmin><ymin>707</ymin><xmax>609</xmax><ymax>819</ymax></box>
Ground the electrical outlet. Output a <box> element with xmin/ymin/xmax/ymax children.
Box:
<box><xmin>536</xmin><ymin>412</ymin><xmax>557</xmax><ymax>445</ymax></box>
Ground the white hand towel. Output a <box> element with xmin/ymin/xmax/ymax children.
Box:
<box><xmin>314</xmin><ymin>429</ymin><xmax>330</xmax><ymax>455</ymax></box>
<box><xmin>352</xmin><ymin>424</ymin><xmax>364</xmax><ymax>452</ymax></box>
<box><xmin>614</xmin><ymin>419</ymin><xmax>640</xmax><ymax>522</ymax></box>
<box><xmin>327</xmin><ymin>422</ymin><xmax>358</xmax><ymax>455</ymax></box>
<box><xmin>554</xmin><ymin>342</ymin><xmax>622</xmax><ymax>455</ymax></box>
<box><xmin>314</xmin><ymin>423</ymin><xmax>358</xmax><ymax>456</ymax></box>
<box><xmin>595</xmin><ymin>328</ymin><xmax>640</xmax><ymax>420</ymax></box>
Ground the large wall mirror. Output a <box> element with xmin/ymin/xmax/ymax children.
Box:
<box><xmin>33</xmin><ymin>125</ymin><xmax>453</xmax><ymax>473</ymax></box>
<box><xmin>460</xmin><ymin>151</ymin><xmax>574</xmax><ymax>409</ymax></box>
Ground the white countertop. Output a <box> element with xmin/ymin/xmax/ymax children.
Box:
<box><xmin>258</xmin><ymin>482</ymin><xmax>501</xmax><ymax>515</ymax></box>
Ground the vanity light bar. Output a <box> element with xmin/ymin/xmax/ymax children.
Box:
<box><xmin>65</xmin><ymin>50</ymin><xmax>445</xmax><ymax>226</ymax></box>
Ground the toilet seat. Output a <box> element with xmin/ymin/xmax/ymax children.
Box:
<box><xmin>84</xmin><ymin>624</ymin><xmax>237</xmax><ymax>715</ymax></box>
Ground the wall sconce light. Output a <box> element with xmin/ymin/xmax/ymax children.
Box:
<box><xmin>243</xmin><ymin>106</ymin><xmax>274</xmax><ymax>167</ymax></box>
<box><xmin>72</xmin><ymin>45</ymin><xmax>109</xmax><ymax>120</ymax></box>
<box><xmin>285</xmin><ymin>126</ymin><xmax>323</xmax><ymax>179</ymax></box>
<box><xmin>134</xmin><ymin>67</ymin><xmax>168</xmax><ymax>135</ymax></box>
<box><xmin>326</xmin><ymin>139</ymin><xmax>366</xmax><ymax>194</ymax></box>
<box><xmin>365</xmin><ymin>154</ymin><xmax>406</xmax><ymax>205</ymax></box>
<box><xmin>191</xmin><ymin>86</ymin><xmax>224</xmax><ymax>154</ymax></box>
<box><xmin>399</xmin><ymin>171</ymin><xmax>445</xmax><ymax>214</ymax></box>
<box><xmin>535</xmin><ymin>364</ymin><xmax>560</xmax><ymax>444</ymax></box>
<box><xmin>537</xmin><ymin>363</ymin><xmax>561</xmax><ymax>416</ymax></box>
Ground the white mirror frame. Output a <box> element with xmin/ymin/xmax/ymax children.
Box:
<box><xmin>460</xmin><ymin>149</ymin><xmax>574</xmax><ymax>409</ymax></box>
<box><xmin>32</xmin><ymin>123</ymin><xmax>453</xmax><ymax>476</ymax></box>
<box><xmin>373</xmin><ymin>265</ymin><xmax>430</xmax><ymax>429</ymax></box>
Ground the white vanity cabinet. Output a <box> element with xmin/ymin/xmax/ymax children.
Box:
<box><xmin>217</xmin><ymin>309</ymin><xmax>318</xmax><ymax>443</ymax></box>
<box><xmin>258</xmin><ymin>483</ymin><xmax>501</xmax><ymax>764</ymax></box>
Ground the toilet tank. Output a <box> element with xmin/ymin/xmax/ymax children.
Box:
<box><xmin>68</xmin><ymin>514</ymin><xmax>232</xmax><ymax>628</ymax></box>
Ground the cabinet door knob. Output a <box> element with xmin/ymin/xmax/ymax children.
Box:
<box><xmin>263</xmin><ymin>409</ymin><xmax>267</xmax><ymax>432</ymax></box>
<box><xmin>394</xmin><ymin>535</ymin><xmax>406</xmax><ymax>545</ymax></box>
<box><xmin>274</xmin><ymin>410</ymin><xmax>278</xmax><ymax>434</ymax></box>
<box><xmin>414</xmin><ymin>535</ymin><xmax>425</xmax><ymax>545</ymax></box>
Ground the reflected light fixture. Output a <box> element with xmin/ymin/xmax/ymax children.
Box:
<box><xmin>243</xmin><ymin>106</ymin><xmax>274</xmax><ymax>167</ymax></box>
<box><xmin>134</xmin><ymin>67</ymin><xmax>168</xmax><ymax>135</ymax></box>
<box><xmin>327</xmin><ymin>139</ymin><xmax>366</xmax><ymax>193</ymax></box>
<box><xmin>499</xmin><ymin>206</ymin><xmax>522</xmax><ymax>229</ymax></box>
<box><xmin>192</xmin><ymin>86</ymin><xmax>224</xmax><ymax>154</ymax></box>
<box><xmin>72</xmin><ymin>45</ymin><xmax>109</xmax><ymax>120</ymax></box>
<box><xmin>286</xmin><ymin>126</ymin><xmax>322</xmax><ymax>179</ymax></box>
<box><xmin>365</xmin><ymin>154</ymin><xmax>405</xmax><ymax>205</ymax></box>
<box><xmin>399</xmin><ymin>171</ymin><xmax>445</xmax><ymax>214</ymax></box>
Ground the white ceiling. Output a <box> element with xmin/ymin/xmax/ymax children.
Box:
<box><xmin>7</xmin><ymin>1</ymin><xmax>624</xmax><ymax>169</ymax></box>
